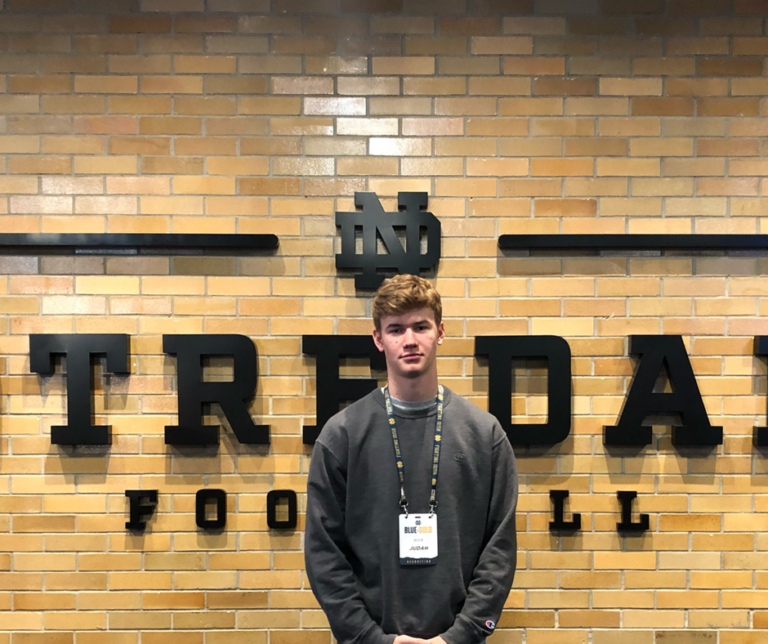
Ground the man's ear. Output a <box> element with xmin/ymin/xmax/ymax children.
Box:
<box><xmin>437</xmin><ymin>321</ymin><xmax>445</xmax><ymax>345</ymax></box>
<box><xmin>373</xmin><ymin>328</ymin><xmax>384</xmax><ymax>352</ymax></box>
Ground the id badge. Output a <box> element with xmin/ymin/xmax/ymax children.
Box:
<box><xmin>399</xmin><ymin>513</ymin><xmax>438</xmax><ymax>566</ymax></box>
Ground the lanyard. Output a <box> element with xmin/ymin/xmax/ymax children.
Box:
<box><xmin>384</xmin><ymin>385</ymin><xmax>444</xmax><ymax>517</ymax></box>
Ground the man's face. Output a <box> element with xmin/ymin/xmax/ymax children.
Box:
<box><xmin>372</xmin><ymin>307</ymin><xmax>445</xmax><ymax>381</ymax></box>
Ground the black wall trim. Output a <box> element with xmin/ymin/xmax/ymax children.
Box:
<box><xmin>499</xmin><ymin>234</ymin><xmax>768</xmax><ymax>252</ymax></box>
<box><xmin>0</xmin><ymin>233</ymin><xmax>279</xmax><ymax>255</ymax></box>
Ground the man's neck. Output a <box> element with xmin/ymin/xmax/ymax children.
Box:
<box><xmin>387</xmin><ymin>375</ymin><xmax>439</xmax><ymax>402</ymax></box>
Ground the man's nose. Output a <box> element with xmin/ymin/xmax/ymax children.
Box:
<box><xmin>402</xmin><ymin>327</ymin><xmax>417</xmax><ymax>344</ymax></box>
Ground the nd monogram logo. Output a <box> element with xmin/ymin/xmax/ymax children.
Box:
<box><xmin>335</xmin><ymin>191</ymin><xmax>441</xmax><ymax>289</ymax></box>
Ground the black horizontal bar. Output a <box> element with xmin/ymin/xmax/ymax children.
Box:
<box><xmin>0</xmin><ymin>233</ymin><xmax>279</xmax><ymax>255</ymax></box>
<box><xmin>499</xmin><ymin>234</ymin><xmax>768</xmax><ymax>251</ymax></box>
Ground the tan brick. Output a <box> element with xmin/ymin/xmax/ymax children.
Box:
<box><xmin>470</xmin><ymin>36</ymin><xmax>532</xmax><ymax>55</ymax></box>
<box><xmin>0</xmin><ymin>177</ymin><xmax>40</xmax><ymax>194</ymax></box>
<box><xmin>600</xmin><ymin>78</ymin><xmax>663</xmax><ymax>96</ymax></box>
<box><xmin>499</xmin><ymin>97</ymin><xmax>563</xmax><ymax>116</ymax></box>
<box><xmin>239</xmin><ymin>56</ymin><xmax>302</xmax><ymax>75</ymax></box>
<box><xmin>175</xmin><ymin>97</ymin><xmax>236</xmax><ymax>116</ymax></box>
<box><xmin>74</xmin><ymin>75</ymin><xmax>137</xmax><ymax>94</ymax></box>
<box><xmin>667</xmin><ymin>78</ymin><xmax>729</xmax><ymax>96</ymax></box>
<box><xmin>305</xmin><ymin>97</ymin><xmax>366</xmax><ymax>116</ymax></box>
<box><xmin>139</xmin><ymin>117</ymin><xmax>201</xmax><ymax>135</ymax></box>
<box><xmin>110</xmin><ymin>96</ymin><xmax>172</xmax><ymax>114</ymax></box>
<box><xmin>74</xmin><ymin>116</ymin><xmax>137</xmax><ymax>135</ymax></box>
<box><xmin>699</xmin><ymin>57</ymin><xmax>763</xmax><ymax>76</ymax></box>
<box><xmin>337</xmin><ymin>157</ymin><xmax>399</xmax><ymax>176</ymax></box>
<box><xmin>404</xmin><ymin>77</ymin><xmax>467</xmax><ymax>95</ymax></box>
<box><xmin>75</xmin><ymin>35</ymin><xmax>138</xmax><ymax>55</ymax></box>
<box><xmin>175</xmin><ymin>138</ymin><xmax>237</xmax><ymax>157</ymax></box>
<box><xmin>467</xmin><ymin>158</ymin><xmax>528</xmax><ymax>177</ymax></box>
<box><xmin>108</xmin><ymin>137</ymin><xmax>170</xmax><ymax>156</ymax></box>
<box><xmin>439</xmin><ymin>57</ymin><xmax>499</xmax><ymax>75</ymax></box>
<box><xmin>274</xmin><ymin>158</ymin><xmax>333</xmax><ymax>176</ymax></box>
<box><xmin>337</xmin><ymin>77</ymin><xmax>400</xmax><ymax>96</ymax></box>
<box><xmin>273</xmin><ymin>36</ymin><xmax>335</xmax><ymax>56</ymax></box>
<box><xmin>534</xmin><ymin>77</ymin><xmax>596</xmax><ymax>97</ymax></box>
<box><xmin>697</xmin><ymin>178</ymin><xmax>759</xmax><ymax>196</ymax></box>
<box><xmin>10</xmin><ymin>75</ymin><xmax>72</xmax><ymax>94</ymax></box>
<box><xmin>207</xmin><ymin>157</ymin><xmax>269</xmax><ymax>176</ymax></box>
<box><xmin>468</xmin><ymin>78</ymin><xmax>531</xmax><ymax>97</ymax></box>
<box><xmin>531</xmin><ymin>158</ymin><xmax>593</xmax><ymax>176</ymax></box>
<box><xmin>76</xmin><ymin>196</ymin><xmax>136</xmax><ymax>215</ymax></box>
<box><xmin>402</xmin><ymin>157</ymin><xmax>463</xmax><ymax>176</ymax></box>
<box><xmin>733</xmin><ymin>36</ymin><xmax>768</xmax><ymax>55</ymax></box>
<box><xmin>205</xmin><ymin>76</ymin><xmax>269</xmax><ymax>94</ymax></box>
<box><xmin>632</xmin><ymin>98</ymin><xmax>694</xmax><ymax>116</ymax></box>
<box><xmin>699</xmin><ymin>98</ymin><xmax>760</xmax><ymax>117</ymax></box>
<box><xmin>109</xmin><ymin>16</ymin><xmax>172</xmax><ymax>34</ymax></box>
<box><xmin>42</xmin><ymin>136</ymin><xmax>105</xmax><ymax>155</ymax></box>
<box><xmin>0</xmin><ymin>95</ymin><xmax>42</xmax><ymax>114</ymax></box>
<box><xmin>367</xmin><ymin>138</ymin><xmax>429</xmax><ymax>157</ymax></box>
<box><xmin>435</xmin><ymin>98</ymin><xmax>497</xmax><ymax>116</ymax></box>
<box><xmin>534</xmin><ymin>198</ymin><xmax>597</xmax><ymax>217</ymax></box>
<box><xmin>271</xmin><ymin>76</ymin><xmax>334</xmax><ymax>95</ymax></box>
<box><xmin>176</xmin><ymin>55</ymin><xmax>237</xmax><ymax>74</ymax></box>
<box><xmin>597</xmin><ymin>158</ymin><xmax>660</xmax><ymax>177</ymax></box>
<box><xmin>173</xmin><ymin>177</ymin><xmax>235</xmax><ymax>196</ymax></box>
<box><xmin>500</xmin><ymin>178</ymin><xmax>561</xmax><ymax>197</ymax></box>
<box><xmin>372</xmin><ymin>57</ymin><xmax>435</xmax><ymax>75</ymax></box>
<box><xmin>107</xmin><ymin>177</ymin><xmax>170</xmax><ymax>195</ymax></box>
<box><xmin>404</xmin><ymin>36</ymin><xmax>466</xmax><ymax>56</ymax></box>
<box><xmin>630</xmin><ymin>138</ymin><xmax>693</xmax><ymax>157</ymax></box>
<box><xmin>76</xmin><ymin>156</ymin><xmax>138</xmax><ymax>175</ymax></box>
<box><xmin>402</xmin><ymin>118</ymin><xmax>464</xmax><ymax>136</ymax></box>
<box><xmin>305</xmin><ymin>56</ymin><xmax>368</xmax><ymax>76</ymax></box>
<box><xmin>565</xmin><ymin>178</ymin><xmax>627</xmax><ymax>196</ymax></box>
<box><xmin>663</xmin><ymin>158</ymin><xmax>725</xmax><ymax>176</ymax></box>
<box><xmin>239</xmin><ymin>178</ymin><xmax>301</xmax><ymax>196</ymax></box>
<box><xmin>10</xmin><ymin>157</ymin><xmax>71</xmax><ymax>175</ymax></box>
<box><xmin>142</xmin><ymin>76</ymin><xmax>203</xmax><ymax>94</ymax></box>
<box><xmin>45</xmin><ymin>55</ymin><xmax>106</xmax><ymax>74</ymax></box>
<box><xmin>566</xmin><ymin>97</ymin><xmax>629</xmax><ymax>116</ymax></box>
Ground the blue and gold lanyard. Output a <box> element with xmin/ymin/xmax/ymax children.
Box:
<box><xmin>384</xmin><ymin>385</ymin><xmax>444</xmax><ymax>518</ymax></box>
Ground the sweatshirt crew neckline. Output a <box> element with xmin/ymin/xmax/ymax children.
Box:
<box><xmin>374</xmin><ymin>385</ymin><xmax>452</xmax><ymax>419</ymax></box>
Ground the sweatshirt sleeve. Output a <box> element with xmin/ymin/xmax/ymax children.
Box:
<box><xmin>441</xmin><ymin>426</ymin><xmax>518</xmax><ymax>644</ymax></box>
<box><xmin>304</xmin><ymin>439</ymin><xmax>397</xmax><ymax>644</ymax></box>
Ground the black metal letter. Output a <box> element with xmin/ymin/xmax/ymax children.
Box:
<box><xmin>604</xmin><ymin>335</ymin><xmax>722</xmax><ymax>447</ymax></box>
<box><xmin>616</xmin><ymin>491</ymin><xmax>649</xmax><ymax>534</ymax></box>
<box><xmin>549</xmin><ymin>490</ymin><xmax>581</xmax><ymax>533</ymax></box>
<box><xmin>125</xmin><ymin>490</ymin><xmax>158</xmax><ymax>531</ymax></box>
<box><xmin>267</xmin><ymin>489</ymin><xmax>298</xmax><ymax>530</ymax></box>
<box><xmin>754</xmin><ymin>336</ymin><xmax>768</xmax><ymax>447</ymax></box>
<box><xmin>474</xmin><ymin>336</ymin><xmax>571</xmax><ymax>446</ymax></box>
<box><xmin>302</xmin><ymin>335</ymin><xmax>386</xmax><ymax>445</ymax></box>
<box><xmin>29</xmin><ymin>334</ymin><xmax>130</xmax><ymax>446</ymax></box>
<box><xmin>196</xmin><ymin>489</ymin><xmax>227</xmax><ymax>530</ymax></box>
<box><xmin>164</xmin><ymin>334</ymin><xmax>268</xmax><ymax>446</ymax></box>
<box><xmin>336</xmin><ymin>191</ymin><xmax>441</xmax><ymax>289</ymax></box>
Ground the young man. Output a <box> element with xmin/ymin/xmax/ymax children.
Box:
<box><xmin>305</xmin><ymin>275</ymin><xmax>518</xmax><ymax>644</ymax></box>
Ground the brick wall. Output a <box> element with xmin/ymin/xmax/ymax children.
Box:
<box><xmin>2</xmin><ymin>0</ymin><xmax>768</xmax><ymax>642</ymax></box>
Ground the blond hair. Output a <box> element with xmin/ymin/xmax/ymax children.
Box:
<box><xmin>372</xmin><ymin>274</ymin><xmax>442</xmax><ymax>331</ymax></box>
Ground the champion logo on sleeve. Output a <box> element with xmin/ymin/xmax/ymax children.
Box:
<box><xmin>485</xmin><ymin>620</ymin><xmax>495</xmax><ymax>630</ymax></box>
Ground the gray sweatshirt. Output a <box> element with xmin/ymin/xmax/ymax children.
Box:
<box><xmin>304</xmin><ymin>387</ymin><xmax>518</xmax><ymax>644</ymax></box>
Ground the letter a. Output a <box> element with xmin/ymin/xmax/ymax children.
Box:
<box><xmin>604</xmin><ymin>335</ymin><xmax>722</xmax><ymax>448</ymax></box>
